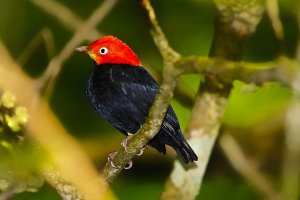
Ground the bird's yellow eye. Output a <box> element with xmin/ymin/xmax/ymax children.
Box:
<box><xmin>99</xmin><ymin>47</ymin><xmax>108</xmax><ymax>55</ymax></box>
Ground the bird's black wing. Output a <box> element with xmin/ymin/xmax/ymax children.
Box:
<box><xmin>87</xmin><ymin>64</ymin><xmax>153</xmax><ymax>134</ymax></box>
<box><xmin>110</xmin><ymin>65</ymin><xmax>158</xmax><ymax>115</ymax></box>
<box><xmin>110</xmin><ymin>65</ymin><xmax>187</xmax><ymax>153</ymax></box>
<box><xmin>89</xmin><ymin>64</ymin><xmax>197</xmax><ymax>162</ymax></box>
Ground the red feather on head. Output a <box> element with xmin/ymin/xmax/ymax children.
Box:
<box><xmin>86</xmin><ymin>36</ymin><xmax>142</xmax><ymax>67</ymax></box>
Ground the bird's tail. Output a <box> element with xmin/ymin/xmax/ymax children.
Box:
<box><xmin>174</xmin><ymin>130</ymin><xmax>198</xmax><ymax>164</ymax></box>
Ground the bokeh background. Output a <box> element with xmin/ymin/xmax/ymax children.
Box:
<box><xmin>0</xmin><ymin>0</ymin><xmax>299</xmax><ymax>199</ymax></box>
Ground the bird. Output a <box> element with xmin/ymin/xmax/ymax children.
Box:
<box><xmin>76</xmin><ymin>35</ymin><xmax>198</xmax><ymax>164</ymax></box>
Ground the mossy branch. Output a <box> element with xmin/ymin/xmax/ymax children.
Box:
<box><xmin>162</xmin><ymin>0</ymin><xmax>266</xmax><ymax>199</ymax></box>
<box><xmin>210</xmin><ymin>0</ymin><xmax>265</xmax><ymax>60</ymax></box>
<box><xmin>102</xmin><ymin>71</ymin><xmax>179</xmax><ymax>183</ymax></box>
<box><xmin>102</xmin><ymin>0</ymin><xmax>181</xmax><ymax>183</ymax></box>
<box><xmin>101</xmin><ymin>0</ymin><xmax>299</xmax><ymax>187</ymax></box>
<box><xmin>175</xmin><ymin>56</ymin><xmax>299</xmax><ymax>86</ymax></box>
<box><xmin>220</xmin><ymin>133</ymin><xmax>280</xmax><ymax>200</ymax></box>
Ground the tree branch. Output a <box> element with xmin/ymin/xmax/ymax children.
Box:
<box><xmin>265</xmin><ymin>0</ymin><xmax>285</xmax><ymax>53</ymax></box>
<box><xmin>161</xmin><ymin>92</ymin><xmax>227</xmax><ymax>200</ymax></box>
<box><xmin>210</xmin><ymin>0</ymin><xmax>265</xmax><ymax>60</ymax></box>
<box><xmin>0</xmin><ymin>42</ymin><xmax>116</xmax><ymax>200</ymax></box>
<box><xmin>17</xmin><ymin>28</ymin><xmax>56</xmax><ymax>66</ymax></box>
<box><xmin>140</xmin><ymin>0</ymin><xmax>180</xmax><ymax>62</ymax></box>
<box><xmin>35</xmin><ymin>0</ymin><xmax>117</xmax><ymax>97</ymax></box>
<box><xmin>281</xmin><ymin>72</ymin><xmax>300</xmax><ymax>200</ymax></box>
<box><xmin>102</xmin><ymin>0</ymin><xmax>182</xmax><ymax>183</ymax></box>
<box><xmin>219</xmin><ymin>133</ymin><xmax>280</xmax><ymax>200</ymax></box>
<box><xmin>161</xmin><ymin>0</ymin><xmax>265</xmax><ymax>199</ymax></box>
<box><xmin>175</xmin><ymin>56</ymin><xmax>299</xmax><ymax>86</ymax></box>
<box><xmin>0</xmin><ymin>183</ymin><xmax>21</xmax><ymax>200</ymax></box>
<box><xmin>30</xmin><ymin>0</ymin><xmax>100</xmax><ymax>41</ymax></box>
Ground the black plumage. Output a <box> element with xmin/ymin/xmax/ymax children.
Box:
<box><xmin>87</xmin><ymin>63</ymin><xmax>198</xmax><ymax>163</ymax></box>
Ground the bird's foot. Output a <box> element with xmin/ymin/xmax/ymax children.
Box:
<box><xmin>107</xmin><ymin>151</ymin><xmax>133</xmax><ymax>170</ymax></box>
<box><xmin>136</xmin><ymin>146</ymin><xmax>146</xmax><ymax>156</ymax></box>
<box><xmin>121</xmin><ymin>134</ymin><xmax>134</xmax><ymax>153</ymax></box>
<box><xmin>107</xmin><ymin>151</ymin><xmax>118</xmax><ymax>168</ymax></box>
<box><xmin>121</xmin><ymin>134</ymin><xmax>147</xmax><ymax>156</ymax></box>
<box><xmin>124</xmin><ymin>160</ymin><xmax>133</xmax><ymax>169</ymax></box>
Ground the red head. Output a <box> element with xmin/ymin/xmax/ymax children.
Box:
<box><xmin>75</xmin><ymin>36</ymin><xmax>142</xmax><ymax>67</ymax></box>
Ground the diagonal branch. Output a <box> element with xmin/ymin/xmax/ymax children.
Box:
<box><xmin>35</xmin><ymin>0</ymin><xmax>117</xmax><ymax>97</ymax></box>
<box><xmin>30</xmin><ymin>0</ymin><xmax>100</xmax><ymax>41</ymax></box>
<box><xmin>0</xmin><ymin>42</ymin><xmax>116</xmax><ymax>200</ymax></box>
<box><xmin>220</xmin><ymin>133</ymin><xmax>280</xmax><ymax>200</ymax></box>
<box><xmin>265</xmin><ymin>0</ymin><xmax>285</xmax><ymax>53</ymax></box>
<box><xmin>101</xmin><ymin>0</ymin><xmax>181</xmax><ymax>183</ymax></box>
<box><xmin>140</xmin><ymin>0</ymin><xmax>180</xmax><ymax>62</ymax></box>
<box><xmin>17</xmin><ymin>28</ymin><xmax>56</xmax><ymax>66</ymax></box>
<box><xmin>0</xmin><ymin>182</ymin><xmax>21</xmax><ymax>200</ymax></box>
<box><xmin>161</xmin><ymin>0</ymin><xmax>265</xmax><ymax>199</ymax></box>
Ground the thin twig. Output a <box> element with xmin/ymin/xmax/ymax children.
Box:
<box><xmin>0</xmin><ymin>183</ymin><xmax>22</xmax><ymax>200</ymax></box>
<box><xmin>140</xmin><ymin>0</ymin><xmax>180</xmax><ymax>62</ymax></box>
<box><xmin>219</xmin><ymin>134</ymin><xmax>280</xmax><ymax>200</ymax></box>
<box><xmin>35</xmin><ymin>0</ymin><xmax>117</xmax><ymax>98</ymax></box>
<box><xmin>30</xmin><ymin>0</ymin><xmax>99</xmax><ymax>40</ymax></box>
<box><xmin>265</xmin><ymin>0</ymin><xmax>285</xmax><ymax>53</ymax></box>
<box><xmin>17</xmin><ymin>28</ymin><xmax>56</xmax><ymax>66</ymax></box>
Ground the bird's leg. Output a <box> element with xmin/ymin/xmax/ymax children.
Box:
<box><xmin>108</xmin><ymin>151</ymin><xmax>133</xmax><ymax>170</ymax></box>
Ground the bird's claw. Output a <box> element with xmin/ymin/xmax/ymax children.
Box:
<box><xmin>121</xmin><ymin>134</ymin><xmax>134</xmax><ymax>153</ymax></box>
<box><xmin>108</xmin><ymin>152</ymin><xmax>118</xmax><ymax>168</ymax></box>
<box><xmin>122</xmin><ymin>135</ymin><xmax>147</xmax><ymax>156</ymax></box>
<box><xmin>108</xmin><ymin>151</ymin><xmax>133</xmax><ymax>170</ymax></box>
<box><xmin>124</xmin><ymin>160</ymin><xmax>133</xmax><ymax>169</ymax></box>
<box><xmin>136</xmin><ymin>147</ymin><xmax>146</xmax><ymax>156</ymax></box>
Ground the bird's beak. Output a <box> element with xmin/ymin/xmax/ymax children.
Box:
<box><xmin>75</xmin><ymin>46</ymin><xmax>89</xmax><ymax>52</ymax></box>
<box><xmin>75</xmin><ymin>46</ymin><xmax>98</xmax><ymax>62</ymax></box>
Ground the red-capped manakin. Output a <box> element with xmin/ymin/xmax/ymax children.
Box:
<box><xmin>76</xmin><ymin>36</ymin><xmax>197</xmax><ymax>164</ymax></box>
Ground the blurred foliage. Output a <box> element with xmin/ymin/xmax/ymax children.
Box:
<box><xmin>0</xmin><ymin>0</ymin><xmax>299</xmax><ymax>199</ymax></box>
<box><xmin>223</xmin><ymin>81</ymin><xmax>292</xmax><ymax>127</ymax></box>
<box><xmin>0</xmin><ymin>91</ymin><xmax>44</xmax><ymax>196</ymax></box>
<box><xmin>0</xmin><ymin>141</ymin><xmax>44</xmax><ymax>194</ymax></box>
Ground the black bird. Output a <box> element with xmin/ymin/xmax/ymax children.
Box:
<box><xmin>76</xmin><ymin>36</ymin><xmax>197</xmax><ymax>164</ymax></box>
